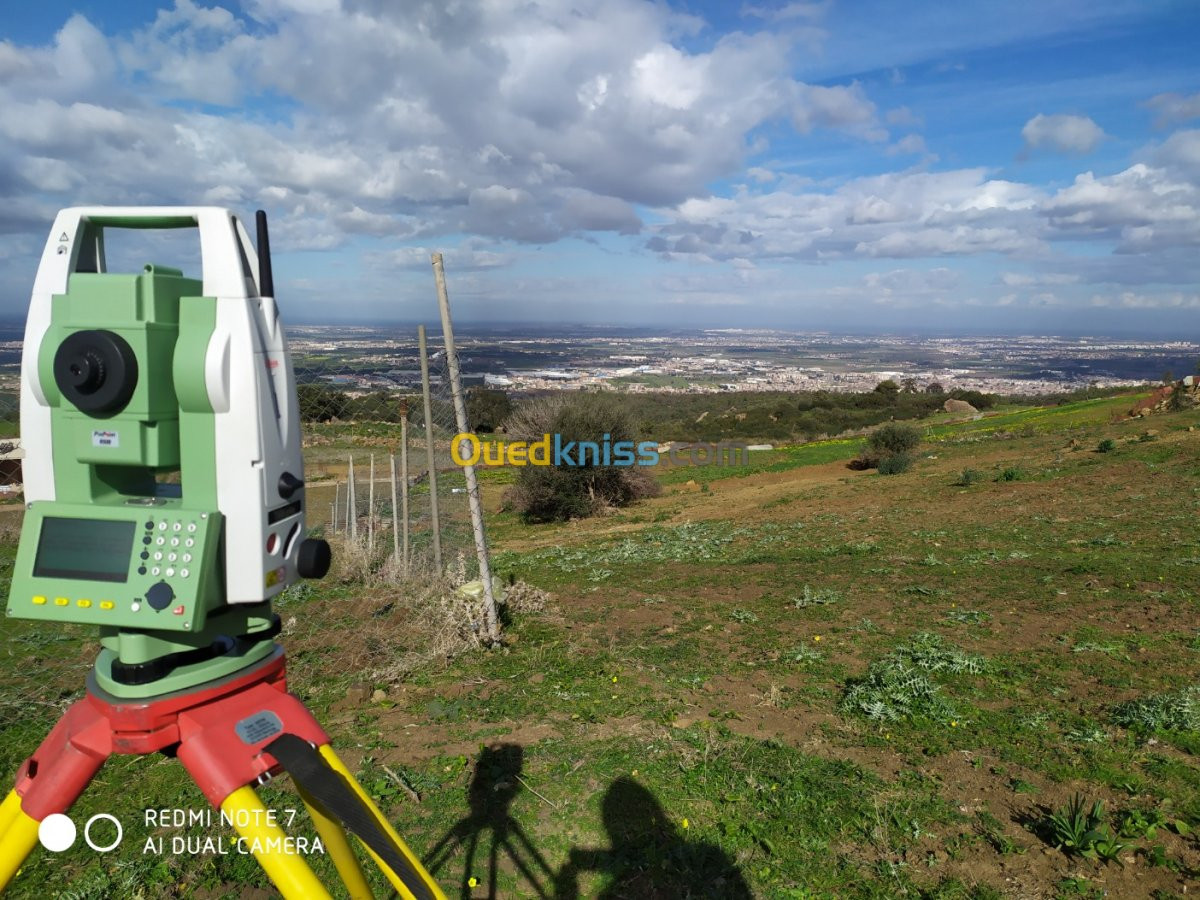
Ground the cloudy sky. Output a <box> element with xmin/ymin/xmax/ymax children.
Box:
<box><xmin>1</xmin><ymin>0</ymin><xmax>1198</xmax><ymax>335</ymax></box>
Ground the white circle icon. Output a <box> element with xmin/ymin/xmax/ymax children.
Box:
<box><xmin>38</xmin><ymin>813</ymin><xmax>76</xmax><ymax>852</ymax></box>
<box><xmin>84</xmin><ymin>813</ymin><xmax>123</xmax><ymax>852</ymax></box>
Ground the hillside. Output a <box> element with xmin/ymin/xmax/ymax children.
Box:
<box><xmin>2</xmin><ymin>392</ymin><xmax>1199</xmax><ymax>898</ymax></box>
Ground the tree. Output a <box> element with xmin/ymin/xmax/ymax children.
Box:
<box><xmin>297</xmin><ymin>383</ymin><xmax>350</xmax><ymax>422</ymax></box>
<box><xmin>874</xmin><ymin>379</ymin><xmax>900</xmax><ymax>397</ymax></box>
<box><xmin>466</xmin><ymin>387</ymin><xmax>512</xmax><ymax>433</ymax></box>
<box><xmin>1163</xmin><ymin>369</ymin><xmax>1176</xmax><ymax>385</ymax></box>
<box><xmin>925</xmin><ymin>382</ymin><xmax>945</xmax><ymax>395</ymax></box>
<box><xmin>901</xmin><ymin>377</ymin><xmax>919</xmax><ymax>394</ymax></box>
<box><xmin>1169</xmin><ymin>381</ymin><xmax>1188</xmax><ymax>411</ymax></box>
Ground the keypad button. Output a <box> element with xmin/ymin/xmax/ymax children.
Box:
<box><xmin>77</xmin><ymin>599</ymin><xmax>91</xmax><ymax>608</ymax></box>
<box><xmin>170</xmin><ymin>537</ymin><xmax>180</xmax><ymax>547</ymax></box>
<box><xmin>151</xmin><ymin>567</ymin><xmax>161</xmax><ymax>576</ymax></box>
<box><xmin>54</xmin><ymin>597</ymin><xmax>69</xmax><ymax>606</ymax></box>
<box><xmin>32</xmin><ymin>595</ymin><xmax>46</xmax><ymax>605</ymax></box>
<box><xmin>154</xmin><ymin>552</ymin><xmax>163</xmax><ymax>561</ymax></box>
<box><xmin>131</xmin><ymin>602</ymin><xmax>141</xmax><ymax>612</ymax></box>
<box><xmin>158</xmin><ymin>522</ymin><xmax>167</xmax><ymax>531</ymax></box>
<box><xmin>173</xmin><ymin>522</ymin><xmax>182</xmax><ymax>532</ymax></box>
<box><xmin>156</xmin><ymin>537</ymin><xmax>165</xmax><ymax>545</ymax></box>
<box><xmin>180</xmin><ymin>568</ymin><xmax>190</xmax><ymax>578</ymax></box>
<box><xmin>185</xmin><ymin>538</ymin><xmax>195</xmax><ymax>548</ymax></box>
<box><xmin>187</xmin><ymin>523</ymin><xmax>197</xmax><ymax>533</ymax></box>
<box><xmin>100</xmin><ymin>601</ymin><xmax>114</xmax><ymax>610</ymax></box>
<box><xmin>138</xmin><ymin>567</ymin><xmax>147</xmax><ymax>575</ymax></box>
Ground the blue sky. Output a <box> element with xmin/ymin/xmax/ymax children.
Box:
<box><xmin>1</xmin><ymin>0</ymin><xmax>1198</xmax><ymax>335</ymax></box>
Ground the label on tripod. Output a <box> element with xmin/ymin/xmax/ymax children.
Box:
<box><xmin>235</xmin><ymin>710</ymin><xmax>284</xmax><ymax>745</ymax></box>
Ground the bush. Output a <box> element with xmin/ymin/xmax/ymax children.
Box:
<box><xmin>996</xmin><ymin>467</ymin><xmax>1023</xmax><ymax>482</ymax></box>
<box><xmin>1096</xmin><ymin>438</ymin><xmax>1117</xmax><ymax>453</ymax></box>
<box><xmin>955</xmin><ymin>468</ymin><xmax>982</xmax><ymax>486</ymax></box>
<box><xmin>867</xmin><ymin>422</ymin><xmax>922</xmax><ymax>456</ymax></box>
<box><xmin>877</xmin><ymin>452</ymin><xmax>913</xmax><ymax>475</ymax></box>
<box><xmin>502</xmin><ymin>394</ymin><xmax>661</xmax><ymax>523</ymax></box>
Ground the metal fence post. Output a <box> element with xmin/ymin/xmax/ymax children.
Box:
<box><xmin>418</xmin><ymin>325</ymin><xmax>443</xmax><ymax>571</ymax></box>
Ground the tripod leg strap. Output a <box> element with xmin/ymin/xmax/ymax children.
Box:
<box><xmin>266</xmin><ymin>734</ymin><xmax>443</xmax><ymax>900</ymax></box>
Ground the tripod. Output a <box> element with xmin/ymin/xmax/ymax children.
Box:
<box><xmin>0</xmin><ymin>645</ymin><xmax>446</xmax><ymax>900</ymax></box>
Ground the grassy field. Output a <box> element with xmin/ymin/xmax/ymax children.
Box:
<box><xmin>1</xmin><ymin>392</ymin><xmax>1199</xmax><ymax>898</ymax></box>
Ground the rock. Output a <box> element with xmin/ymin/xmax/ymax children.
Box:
<box><xmin>331</xmin><ymin>683</ymin><xmax>372</xmax><ymax>713</ymax></box>
<box><xmin>371</xmin><ymin>689</ymin><xmax>387</xmax><ymax>702</ymax></box>
<box><xmin>528</xmin><ymin>672</ymin><xmax>545</xmax><ymax>684</ymax></box>
<box><xmin>943</xmin><ymin>398</ymin><xmax>977</xmax><ymax>415</ymax></box>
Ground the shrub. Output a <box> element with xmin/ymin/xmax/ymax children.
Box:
<box><xmin>1096</xmin><ymin>438</ymin><xmax>1117</xmax><ymax>453</ymax></box>
<box><xmin>955</xmin><ymin>468</ymin><xmax>981</xmax><ymax>486</ymax></box>
<box><xmin>877</xmin><ymin>452</ymin><xmax>913</xmax><ymax>475</ymax></box>
<box><xmin>502</xmin><ymin>394</ymin><xmax>661</xmax><ymax>523</ymax></box>
<box><xmin>996</xmin><ymin>467</ymin><xmax>1023</xmax><ymax>482</ymax></box>
<box><xmin>867</xmin><ymin>422</ymin><xmax>922</xmax><ymax>456</ymax></box>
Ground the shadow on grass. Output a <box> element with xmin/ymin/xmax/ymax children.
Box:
<box><xmin>425</xmin><ymin>745</ymin><xmax>751</xmax><ymax>899</ymax></box>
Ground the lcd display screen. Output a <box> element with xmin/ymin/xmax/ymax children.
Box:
<box><xmin>33</xmin><ymin>517</ymin><xmax>135</xmax><ymax>583</ymax></box>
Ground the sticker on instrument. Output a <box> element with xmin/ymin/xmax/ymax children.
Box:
<box><xmin>92</xmin><ymin>429</ymin><xmax>119</xmax><ymax>448</ymax></box>
<box><xmin>235</xmin><ymin>711</ymin><xmax>284</xmax><ymax>745</ymax></box>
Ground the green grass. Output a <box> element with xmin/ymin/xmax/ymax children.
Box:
<box><xmin>3</xmin><ymin>392</ymin><xmax>1200</xmax><ymax>897</ymax></box>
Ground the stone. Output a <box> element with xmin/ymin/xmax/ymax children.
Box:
<box><xmin>943</xmin><ymin>398</ymin><xmax>977</xmax><ymax>415</ymax></box>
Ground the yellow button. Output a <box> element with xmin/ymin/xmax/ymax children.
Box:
<box><xmin>54</xmin><ymin>597</ymin><xmax>69</xmax><ymax>606</ymax></box>
<box><xmin>77</xmin><ymin>599</ymin><xmax>92</xmax><ymax>608</ymax></box>
<box><xmin>32</xmin><ymin>595</ymin><xmax>46</xmax><ymax>605</ymax></box>
<box><xmin>100</xmin><ymin>601</ymin><xmax>114</xmax><ymax>610</ymax></box>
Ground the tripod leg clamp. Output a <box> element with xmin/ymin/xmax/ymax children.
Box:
<box><xmin>266</xmin><ymin>734</ymin><xmax>443</xmax><ymax>900</ymax></box>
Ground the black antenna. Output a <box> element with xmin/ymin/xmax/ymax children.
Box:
<box><xmin>255</xmin><ymin>209</ymin><xmax>274</xmax><ymax>298</ymax></box>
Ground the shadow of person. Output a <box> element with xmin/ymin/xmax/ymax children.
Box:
<box><xmin>555</xmin><ymin>777</ymin><xmax>752</xmax><ymax>899</ymax></box>
<box><xmin>424</xmin><ymin>743</ymin><xmax>555</xmax><ymax>899</ymax></box>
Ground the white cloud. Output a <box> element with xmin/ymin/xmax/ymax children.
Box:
<box><xmin>1021</xmin><ymin>113</ymin><xmax>1106</xmax><ymax>155</ymax></box>
<box><xmin>650</xmin><ymin>168</ymin><xmax>1045</xmax><ymax>261</ymax></box>
<box><xmin>1144</xmin><ymin>91</ymin><xmax>1200</xmax><ymax>127</ymax></box>
<box><xmin>1042</xmin><ymin>163</ymin><xmax>1200</xmax><ymax>251</ymax></box>
<box><xmin>0</xmin><ymin>1</ymin><xmax>891</xmax><ymax>251</ymax></box>
<box><xmin>1089</xmin><ymin>291</ymin><xmax>1200</xmax><ymax>309</ymax></box>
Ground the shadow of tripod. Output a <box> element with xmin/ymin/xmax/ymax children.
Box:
<box><xmin>424</xmin><ymin>743</ymin><xmax>556</xmax><ymax>899</ymax></box>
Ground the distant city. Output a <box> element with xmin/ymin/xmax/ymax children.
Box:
<box><xmin>0</xmin><ymin>323</ymin><xmax>1194</xmax><ymax>407</ymax></box>
<box><xmin>287</xmin><ymin>326</ymin><xmax>1200</xmax><ymax>397</ymax></box>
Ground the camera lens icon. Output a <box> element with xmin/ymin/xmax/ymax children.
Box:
<box><xmin>53</xmin><ymin>329</ymin><xmax>138</xmax><ymax>414</ymax></box>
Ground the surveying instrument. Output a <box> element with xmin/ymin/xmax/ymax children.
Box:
<box><xmin>0</xmin><ymin>208</ymin><xmax>445</xmax><ymax>899</ymax></box>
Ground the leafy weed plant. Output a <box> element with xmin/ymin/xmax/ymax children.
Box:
<box><xmin>1112</xmin><ymin>685</ymin><xmax>1200</xmax><ymax>733</ymax></box>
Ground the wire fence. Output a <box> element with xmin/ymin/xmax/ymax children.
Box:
<box><xmin>294</xmin><ymin>330</ymin><xmax>483</xmax><ymax>581</ymax></box>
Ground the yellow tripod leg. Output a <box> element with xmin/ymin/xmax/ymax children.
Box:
<box><xmin>0</xmin><ymin>794</ymin><xmax>40</xmax><ymax>893</ymax></box>
<box><xmin>0</xmin><ymin>789</ymin><xmax>24</xmax><ymax>840</ymax></box>
<box><xmin>221</xmin><ymin>787</ymin><xmax>332</xmax><ymax>900</ymax></box>
<box><xmin>296</xmin><ymin>783</ymin><xmax>373</xmax><ymax>900</ymax></box>
<box><xmin>318</xmin><ymin>746</ymin><xmax>447</xmax><ymax>900</ymax></box>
